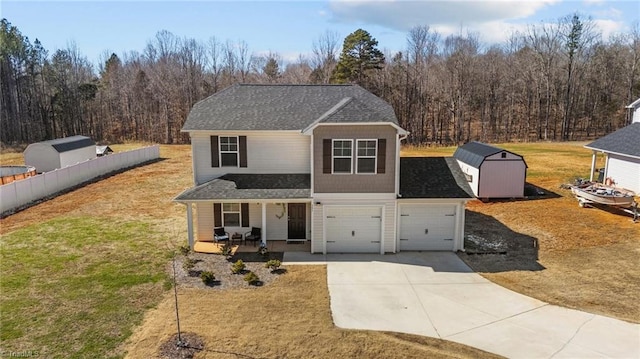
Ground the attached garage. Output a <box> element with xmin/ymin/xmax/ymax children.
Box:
<box><xmin>398</xmin><ymin>157</ymin><xmax>474</xmax><ymax>252</ymax></box>
<box><xmin>454</xmin><ymin>141</ymin><xmax>527</xmax><ymax>199</ymax></box>
<box><xmin>399</xmin><ymin>204</ymin><xmax>457</xmax><ymax>251</ymax></box>
<box><xmin>324</xmin><ymin>206</ymin><xmax>382</xmax><ymax>253</ymax></box>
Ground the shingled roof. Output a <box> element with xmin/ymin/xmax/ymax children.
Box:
<box><xmin>174</xmin><ymin>174</ymin><xmax>311</xmax><ymax>201</ymax></box>
<box><xmin>399</xmin><ymin>157</ymin><xmax>474</xmax><ymax>199</ymax></box>
<box><xmin>453</xmin><ymin>141</ymin><xmax>525</xmax><ymax>168</ymax></box>
<box><xmin>182</xmin><ymin>84</ymin><xmax>399</xmax><ymax>131</ymax></box>
<box><xmin>584</xmin><ymin>123</ymin><xmax>640</xmax><ymax>159</ymax></box>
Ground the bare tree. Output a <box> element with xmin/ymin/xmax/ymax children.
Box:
<box><xmin>310</xmin><ymin>30</ymin><xmax>340</xmax><ymax>83</ymax></box>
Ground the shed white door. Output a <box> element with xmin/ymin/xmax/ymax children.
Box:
<box><xmin>325</xmin><ymin>206</ymin><xmax>382</xmax><ymax>253</ymax></box>
<box><xmin>399</xmin><ymin>204</ymin><xmax>456</xmax><ymax>251</ymax></box>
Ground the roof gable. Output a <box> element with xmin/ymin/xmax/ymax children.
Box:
<box><xmin>182</xmin><ymin>84</ymin><xmax>399</xmax><ymax>132</ymax></box>
<box><xmin>585</xmin><ymin>123</ymin><xmax>640</xmax><ymax>158</ymax></box>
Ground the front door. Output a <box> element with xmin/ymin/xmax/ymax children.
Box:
<box><xmin>288</xmin><ymin>203</ymin><xmax>306</xmax><ymax>239</ymax></box>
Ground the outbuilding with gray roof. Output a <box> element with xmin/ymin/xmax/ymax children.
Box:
<box><xmin>453</xmin><ymin>141</ymin><xmax>527</xmax><ymax>199</ymax></box>
<box><xmin>24</xmin><ymin>135</ymin><xmax>96</xmax><ymax>173</ymax></box>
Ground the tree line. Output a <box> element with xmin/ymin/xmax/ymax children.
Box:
<box><xmin>1</xmin><ymin>15</ymin><xmax>639</xmax><ymax>146</ymax></box>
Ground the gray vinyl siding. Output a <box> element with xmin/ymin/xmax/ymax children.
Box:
<box><xmin>311</xmin><ymin>204</ymin><xmax>324</xmax><ymax>253</ymax></box>
<box><xmin>383</xmin><ymin>201</ymin><xmax>397</xmax><ymax>253</ymax></box>
<box><xmin>313</xmin><ymin>125</ymin><xmax>396</xmax><ymax>193</ymax></box>
<box><xmin>191</xmin><ymin>131</ymin><xmax>311</xmax><ymax>184</ymax></box>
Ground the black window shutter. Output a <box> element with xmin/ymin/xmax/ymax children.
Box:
<box><xmin>214</xmin><ymin>203</ymin><xmax>222</xmax><ymax>227</ymax></box>
<box><xmin>241</xmin><ymin>203</ymin><xmax>249</xmax><ymax>227</ymax></box>
<box><xmin>239</xmin><ymin>136</ymin><xmax>247</xmax><ymax>167</ymax></box>
<box><xmin>211</xmin><ymin>136</ymin><xmax>219</xmax><ymax>167</ymax></box>
<box><xmin>377</xmin><ymin>139</ymin><xmax>386</xmax><ymax>174</ymax></box>
<box><xmin>323</xmin><ymin>139</ymin><xmax>331</xmax><ymax>174</ymax></box>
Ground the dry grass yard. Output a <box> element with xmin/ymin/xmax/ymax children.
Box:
<box><xmin>1</xmin><ymin>141</ymin><xmax>638</xmax><ymax>358</ymax></box>
<box><xmin>403</xmin><ymin>142</ymin><xmax>640</xmax><ymax>323</ymax></box>
<box><xmin>0</xmin><ymin>144</ymin><xmax>497</xmax><ymax>358</ymax></box>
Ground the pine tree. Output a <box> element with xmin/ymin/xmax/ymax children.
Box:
<box><xmin>331</xmin><ymin>29</ymin><xmax>385</xmax><ymax>86</ymax></box>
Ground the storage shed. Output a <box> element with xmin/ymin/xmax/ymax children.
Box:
<box><xmin>24</xmin><ymin>135</ymin><xmax>96</xmax><ymax>173</ymax></box>
<box><xmin>453</xmin><ymin>141</ymin><xmax>527</xmax><ymax>199</ymax></box>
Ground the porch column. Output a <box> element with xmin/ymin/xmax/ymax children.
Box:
<box><xmin>589</xmin><ymin>151</ymin><xmax>597</xmax><ymax>182</ymax></box>
<box><xmin>261</xmin><ymin>202</ymin><xmax>267</xmax><ymax>245</ymax></box>
<box><xmin>186</xmin><ymin>203</ymin><xmax>194</xmax><ymax>249</ymax></box>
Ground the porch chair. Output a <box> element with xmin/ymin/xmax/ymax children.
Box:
<box><xmin>213</xmin><ymin>227</ymin><xmax>230</xmax><ymax>243</ymax></box>
<box><xmin>244</xmin><ymin>227</ymin><xmax>261</xmax><ymax>246</ymax></box>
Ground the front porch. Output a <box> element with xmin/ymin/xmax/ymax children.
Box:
<box><xmin>173</xmin><ymin>173</ymin><xmax>312</xmax><ymax>251</ymax></box>
<box><xmin>193</xmin><ymin>240</ymin><xmax>311</xmax><ymax>254</ymax></box>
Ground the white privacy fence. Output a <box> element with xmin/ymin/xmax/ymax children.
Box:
<box><xmin>0</xmin><ymin>145</ymin><xmax>160</xmax><ymax>214</ymax></box>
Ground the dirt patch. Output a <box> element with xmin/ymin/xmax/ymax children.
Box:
<box><xmin>459</xmin><ymin>197</ymin><xmax>640</xmax><ymax>323</ymax></box>
<box><xmin>171</xmin><ymin>252</ymin><xmax>286</xmax><ymax>291</ymax></box>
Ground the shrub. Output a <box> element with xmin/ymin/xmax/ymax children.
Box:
<box><xmin>231</xmin><ymin>259</ymin><xmax>246</xmax><ymax>274</ymax></box>
<box><xmin>182</xmin><ymin>257</ymin><xmax>197</xmax><ymax>272</ymax></box>
<box><xmin>200</xmin><ymin>271</ymin><xmax>216</xmax><ymax>285</ymax></box>
<box><xmin>178</xmin><ymin>243</ymin><xmax>191</xmax><ymax>256</ymax></box>
<box><xmin>243</xmin><ymin>271</ymin><xmax>260</xmax><ymax>285</ymax></box>
<box><xmin>264</xmin><ymin>259</ymin><xmax>281</xmax><ymax>271</ymax></box>
<box><xmin>220</xmin><ymin>243</ymin><xmax>232</xmax><ymax>257</ymax></box>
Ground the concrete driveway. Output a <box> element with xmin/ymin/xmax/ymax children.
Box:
<box><xmin>317</xmin><ymin>252</ymin><xmax>639</xmax><ymax>359</ymax></box>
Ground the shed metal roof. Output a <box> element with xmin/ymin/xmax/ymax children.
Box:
<box><xmin>584</xmin><ymin>122</ymin><xmax>640</xmax><ymax>159</ymax></box>
<box><xmin>182</xmin><ymin>84</ymin><xmax>399</xmax><ymax>131</ymax></box>
<box><xmin>35</xmin><ymin>135</ymin><xmax>95</xmax><ymax>153</ymax></box>
<box><xmin>453</xmin><ymin>141</ymin><xmax>525</xmax><ymax>168</ymax></box>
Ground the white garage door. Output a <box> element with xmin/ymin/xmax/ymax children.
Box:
<box><xmin>399</xmin><ymin>205</ymin><xmax>456</xmax><ymax>251</ymax></box>
<box><xmin>325</xmin><ymin>206</ymin><xmax>382</xmax><ymax>253</ymax></box>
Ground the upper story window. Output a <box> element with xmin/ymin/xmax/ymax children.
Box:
<box><xmin>332</xmin><ymin>139</ymin><xmax>353</xmax><ymax>174</ymax></box>
<box><xmin>356</xmin><ymin>140</ymin><xmax>377</xmax><ymax>174</ymax></box>
<box><xmin>322</xmin><ymin>138</ymin><xmax>386</xmax><ymax>175</ymax></box>
<box><xmin>220</xmin><ymin>136</ymin><xmax>238</xmax><ymax>167</ymax></box>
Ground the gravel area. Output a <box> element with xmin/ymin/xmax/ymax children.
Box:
<box><xmin>170</xmin><ymin>251</ymin><xmax>286</xmax><ymax>290</ymax></box>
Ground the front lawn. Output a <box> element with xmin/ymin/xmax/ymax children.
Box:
<box><xmin>0</xmin><ymin>216</ymin><xmax>170</xmax><ymax>356</ymax></box>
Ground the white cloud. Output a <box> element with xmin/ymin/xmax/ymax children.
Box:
<box><xmin>327</xmin><ymin>0</ymin><xmax>559</xmax><ymax>31</ymax></box>
<box><xmin>326</xmin><ymin>0</ymin><xmax>559</xmax><ymax>45</ymax></box>
<box><xmin>593</xmin><ymin>19</ymin><xmax>626</xmax><ymax>39</ymax></box>
<box><xmin>582</xmin><ymin>0</ymin><xmax>606</xmax><ymax>5</ymax></box>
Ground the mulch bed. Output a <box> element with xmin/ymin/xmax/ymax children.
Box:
<box><xmin>159</xmin><ymin>332</ymin><xmax>204</xmax><ymax>359</ymax></box>
<box><xmin>170</xmin><ymin>251</ymin><xmax>286</xmax><ymax>290</ymax></box>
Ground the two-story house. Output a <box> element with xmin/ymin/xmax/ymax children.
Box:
<box><xmin>174</xmin><ymin>84</ymin><xmax>473</xmax><ymax>254</ymax></box>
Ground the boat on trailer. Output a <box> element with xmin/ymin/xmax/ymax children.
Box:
<box><xmin>570</xmin><ymin>182</ymin><xmax>638</xmax><ymax>222</ymax></box>
<box><xmin>571</xmin><ymin>183</ymin><xmax>636</xmax><ymax>207</ymax></box>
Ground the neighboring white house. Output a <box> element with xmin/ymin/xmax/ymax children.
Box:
<box><xmin>24</xmin><ymin>135</ymin><xmax>96</xmax><ymax>173</ymax></box>
<box><xmin>625</xmin><ymin>97</ymin><xmax>640</xmax><ymax>124</ymax></box>
<box><xmin>585</xmin><ymin>122</ymin><xmax>640</xmax><ymax>194</ymax></box>
<box><xmin>174</xmin><ymin>84</ymin><xmax>474</xmax><ymax>254</ymax></box>
<box><xmin>453</xmin><ymin>141</ymin><xmax>527</xmax><ymax>199</ymax></box>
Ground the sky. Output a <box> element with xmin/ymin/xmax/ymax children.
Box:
<box><xmin>2</xmin><ymin>0</ymin><xmax>639</xmax><ymax>67</ymax></box>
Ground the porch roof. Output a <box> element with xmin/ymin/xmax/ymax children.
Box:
<box><xmin>399</xmin><ymin>157</ymin><xmax>475</xmax><ymax>199</ymax></box>
<box><xmin>174</xmin><ymin>173</ymin><xmax>311</xmax><ymax>202</ymax></box>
